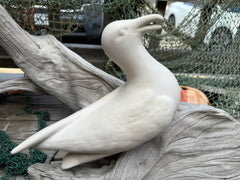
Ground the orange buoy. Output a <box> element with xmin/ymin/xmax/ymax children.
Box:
<box><xmin>180</xmin><ymin>86</ymin><xmax>209</xmax><ymax>105</ymax></box>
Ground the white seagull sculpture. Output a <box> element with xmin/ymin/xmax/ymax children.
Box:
<box><xmin>11</xmin><ymin>14</ymin><xmax>180</xmax><ymax>169</ymax></box>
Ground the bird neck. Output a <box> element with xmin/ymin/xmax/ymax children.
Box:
<box><xmin>114</xmin><ymin>43</ymin><xmax>162</xmax><ymax>84</ymax></box>
<box><xmin>111</xmin><ymin>41</ymin><xmax>180</xmax><ymax>103</ymax></box>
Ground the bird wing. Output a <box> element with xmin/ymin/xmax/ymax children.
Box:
<box><xmin>12</xmin><ymin>88</ymin><xmax>175</xmax><ymax>155</ymax></box>
<box><xmin>11</xmin><ymin>87</ymin><xmax>121</xmax><ymax>154</ymax></box>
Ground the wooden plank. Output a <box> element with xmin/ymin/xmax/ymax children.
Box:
<box><xmin>64</xmin><ymin>43</ymin><xmax>102</xmax><ymax>50</ymax></box>
<box><xmin>0</xmin><ymin>92</ymin><xmax>74</xmax><ymax>177</ymax></box>
<box><xmin>0</xmin><ymin>104</ymin><xmax>73</xmax><ymax>121</ymax></box>
<box><xmin>64</xmin><ymin>43</ymin><xmax>106</xmax><ymax>69</ymax></box>
<box><xmin>6</xmin><ymin>94</ymin><xmax>68</xmax><ymax>105</ymax></box>
<box><xmin>0</xmin><ymin>93</ymin><xmax>73</xmax><ymax>143</ymax></box>
<box><xmin>0</xmin><ymin>120</ymin><xmax>59</xmax><ymax>144</ymax></box>
<box><xmin>0</xmin><ymin>43</ymin><xmax>106</xmax><ymax>69</ymax></box>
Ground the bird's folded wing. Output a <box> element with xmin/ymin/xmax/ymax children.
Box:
<box><xmin>11</xmin><ymin>88</ymin><xmax>121</xmax><ymax>154</ymax></box>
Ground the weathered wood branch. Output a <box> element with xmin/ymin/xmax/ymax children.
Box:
<box><xmin>28</xmin><ymin>103</ymin><xmax>240</xmax><ymax>179</ymax></box>
<box><xmin>0</xmin><ymin>5</ymin><xmax>124</xmax><ymax>111</ymax></box>
<box><xmin>1</xmin><ymin>4</ymin><xmax>240</xmax><ymax>180</ymax></box>
<box><xmin>0</xmin><ymin>77</ymin><xmax>44</xmax><ymax>94</ymax></box>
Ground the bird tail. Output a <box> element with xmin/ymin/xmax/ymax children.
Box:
<box><xmin>11</xmin><ymin>116</ymin><xmax>70</xmax><ymax>155</ymax></box>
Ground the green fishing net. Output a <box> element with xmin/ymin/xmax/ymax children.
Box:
<box><xmin>106</xmin><ymin>0</ymin><xmax>239</xmax><ymax>117</ymax></box>
<box><xmin>0</xmin><ymin>0</ymin><xmax>239</xmax><ymax>115</ymax></box>
<box><xmin>150</xmin><ymin>0</ymin><xmax>240</xmax><ymax>116</ymax></box>
<box><xmin>0</xmin><ymin>0</ymin><xmax>239</xmax><ymax>178</ymax></box>
<box><xmin>0</xmin><ymin>94</ymin><xmax>49</xmax><ymax>179</ymax></box>
<box><xmin>0</xmin><ymin>0</ymin><xmax>239</xmax><ymax>112</ymax></box>
<box><xmin>0</xmin><ymin>0</ymin><xmax>157</xmax><ymax>36</ymax></box>
<box><xmin>107</xmin><ymin>0</ymin><xmax>240</xmax><ymax>117</ymax></box>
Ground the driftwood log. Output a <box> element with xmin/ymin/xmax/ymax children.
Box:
<box><xmin>1</xmin><ymin>4</ymin><xmax>240</xmax><ymax>180</ymax></box>
<box><xmin>28</xmin><ymin>103</ymin><xmax>240</xmax><ymax>179</ymax></box>
<box><xmin>0</xmin><ymin>4</ymin><xmax>123</xmax><ymax>111</ymax></box>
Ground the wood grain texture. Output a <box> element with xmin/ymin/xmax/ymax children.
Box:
<box><xmin>28</xmin><ymin>103</ymin><xmax>240</xmax><ymax>180</ymax></box>
<box><xmin>0</xmin><ymin>44</ymin><xmax>106</xmax><ymax>69</ymax></box>
<box><xmin>1</xmin><ymin>4</ymin><xmax>240</xmax><ymax>180</ymax></box>
<box><xmin>0</xmin><ymin>77</ymin><xmax>44</xmax><ymax>94</ymax></box>
<box><xmin>0</xmin><ymin>5</ymin><xmax>123</xmax><ymax>111</ymax></box>
<box><xmin>0</xmin><ymin>93</ymin><xmax>73</xmax><ymax>144</ymax></box>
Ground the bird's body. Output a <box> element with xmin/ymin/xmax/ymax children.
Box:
<box><xmin>11</xmin><ymin>14</ymin><xmax>180</xmax><ymax>169</ymax></box>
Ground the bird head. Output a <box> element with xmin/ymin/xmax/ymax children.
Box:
<box><xmin>101</xmin><ymin>14</ymin><xmax>164</xmax><ymax>59</ymax></box>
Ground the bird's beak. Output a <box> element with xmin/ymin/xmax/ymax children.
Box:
<box><xmin>135</xmin><ymin>14</ymin><xmax>164</xmax><ymax>34</ymax></box>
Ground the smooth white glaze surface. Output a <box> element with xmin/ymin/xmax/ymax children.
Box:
<box><xmin>11</xmin><ymin>14</ymin><xmax>180</xmax><ymax>169</ymax></box>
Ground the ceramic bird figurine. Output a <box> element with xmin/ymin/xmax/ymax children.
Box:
<box><xmin>11</xmin><ymin>14</ymin><xmax>180</xmax><ymax>169</ymax></box>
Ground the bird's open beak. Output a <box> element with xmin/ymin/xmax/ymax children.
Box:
<box><xmin>135</xmin><ymin>14</ymin><xmax>164</xmax><ymax>34</ymax></box>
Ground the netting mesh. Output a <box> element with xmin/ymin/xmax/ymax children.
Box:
<box><xmin>107</xmin><ymin>0</ymin><xmax>240</xmax><ymax>117</ymax></box>
<box><xmin>149</xmin><ymin>0</ymin><xmax>240</xmax><ymax>116</ymax></box>
<box><xmin>0</xmin><ymin>0</ymin><xmax>102</xmax><ymax>36</ymax></box>
<box><xmin>0</xmin><ymin>0</ymin><xmax>157</xmax><ymax>36</ymax></box>
<box><xmin>0</xmin><ymin>93</ymin><xmax>49</xmax><ymax>179</ymax></box>
<box><xmin>0</xmin><ymin>0</ymin><xmax>239</xmax><ymax>117</ymax></box>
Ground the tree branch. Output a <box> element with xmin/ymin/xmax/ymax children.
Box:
<box><xmin>0</xmin><ymin>5</ymin><xmax>124</xmax><ymax>110</ymax></box>
<box><xmin>0</xmin><ymin>77</ymin><xmax>44</xmax><ymax>94</ymax></box>
<box><xmin>28</xmin><ymin>103</ymin><xmax>240</xmax><ymax>179</ymax></box>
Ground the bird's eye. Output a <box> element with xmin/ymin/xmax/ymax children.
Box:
<box><xmin>119</xmin><ymin>28</ymin><xmax>127</xmax><ymax>36</ymax></box>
